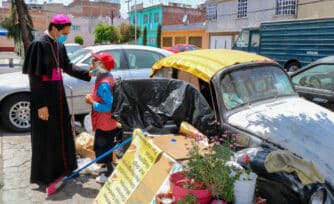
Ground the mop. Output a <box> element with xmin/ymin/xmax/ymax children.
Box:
<box><xmin>46</xmin><ymin>136</ymin><xmax>132</xmax><ymax>196</ymax></box>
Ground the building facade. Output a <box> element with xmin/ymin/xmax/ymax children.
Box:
<box><xmin>297</xmin><ymin>0</ymin><xmax>334</xmax><ymax>19</ymax></box>
<box><xmin>129</xmin><ymin>4</ymin><xmax>206</xmax><ymax>48</ymax></box>
<box><xmin>205</xmin><ymin>0</ymin><xmax>297</xmax><ymax>49</ymax></box>
<box><xmin>0</xmin><ymin>0</ymin><xmax>120</xmax><ymax>50</ymax></box>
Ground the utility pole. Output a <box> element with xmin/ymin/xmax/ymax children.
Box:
<box><xmin>125</xmin><ymin>0</ymin><xmax>131</xmax><ymax>24</ymax></box>
<box><xmin>111</xmin><ymin>10</ymin><xmax>114</xmax><ymax>25</ymax></box>
<box><xmin>134</xmin><ymin>0</ymin><xmax>137</xmax><ymax>44</ymax></box>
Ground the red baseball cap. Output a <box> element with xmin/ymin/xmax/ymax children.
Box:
<box><xmin>51</xmin><ymin>13</ymin><xmax>71</xmax><ymax>24</ymax></box>
<box><xmin>91</xmin><ymin>52</ymin><xmax>115</xmax><ymax>71</ymax></box>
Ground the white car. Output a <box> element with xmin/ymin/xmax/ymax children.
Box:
<box><xmin>64</xmin><ymin>43</ymin><xmax>82</xmax><ymax>56</ymax></box>
<box><xmin>0</xmin><ymin>44</ymin><xmax>173</xmax><ymax>132</ymax></box>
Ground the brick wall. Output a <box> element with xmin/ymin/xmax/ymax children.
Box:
<box><xmin>162</xmin><ymin>6</ymin><xmax>205</xmax><ymax>26</ymax></box>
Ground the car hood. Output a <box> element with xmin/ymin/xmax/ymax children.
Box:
<box><xmin>227</xmin><ymin>97</ymin><xmax>334</xmax><ymax>187</ymax></box>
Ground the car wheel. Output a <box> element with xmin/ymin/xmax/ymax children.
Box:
<box><xmin>1</xmin><ymin>94</ymin><xmax>31</xmax><ymax>132</ymax></box>
<box><xmin>286</xmin><ymin>62</ymin><xmax>301</xmax><ymax>72</ymax></box>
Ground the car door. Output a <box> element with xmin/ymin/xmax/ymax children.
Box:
<box><xmin>124</xmin><ymin>49</ymin><xmax>165</xmax><ymax>79</ymax></box>
<box><xmin>291</xmin><ymin>64</ymin><xmax>334</xmax><ymax>111</ymax></box>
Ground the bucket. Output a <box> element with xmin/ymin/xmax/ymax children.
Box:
<box><xmin>233</xmin><ymin>172</ymin><xmax>257</xmax><ymax>204</ymax></box>
<box><xmin>170</xmin><ymin>172</ymin><xmax>212</xmax><ymax>204</ymax></box>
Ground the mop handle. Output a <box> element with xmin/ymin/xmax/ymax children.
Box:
<box><xmin>63</xmin><ymin>136</ymin><xmax>132</xmax><ymax>183</ymax></box>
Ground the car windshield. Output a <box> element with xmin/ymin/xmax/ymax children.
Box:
<box><xmin>68</xmin><ymin>48</ymin><xmax>91</xmax><ymax>64</ymax></box>
<box><xmin>221</xmin><ymin>65</ymin><xmax>295</xmax><ymax>109</ymax></box>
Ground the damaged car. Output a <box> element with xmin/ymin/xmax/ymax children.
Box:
<box><xmin>122</xmin><ymin>49</ymin><xmax>334</xmax><ymax>204</ymax></box>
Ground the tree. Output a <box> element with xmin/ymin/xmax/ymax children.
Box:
<box><xmin>119</xmin><ymin>23</ymin><xmax>141</xmax><ymax>44</ymax></box>
<box><xmin>143</xmin><ymin>26</ymin><xmax>147</xmax><ymax>45</ymax></box>
<box><xmin>156</xmin><ymin>24</ymin><xmax>161</xmax><ymax>48</ymax></box>
<box><xmin>107</xmin><ymin>25</ymin><xmax>119</xmax><ymax>43</ymax></box>
<box><xmin>74</xmin><ymin>35</ymin><xmax>84</xmax><ymax>45</ymax></box>
<box><xmin>1</xmin><ymin>0</ymin><xmax>34</xmax><ymax>53</ymax></box>
<box><xmin>94</xmin><ymin>23</ymin><xmax>119</xmax><ymax>44</ymax></box>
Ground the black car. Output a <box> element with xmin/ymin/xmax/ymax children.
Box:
<box><xmin>291</xmin><ymin>56</ymin><xmax>334</xmax><ymax>111</ymax></box>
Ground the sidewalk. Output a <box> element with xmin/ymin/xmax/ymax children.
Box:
<box><xmin>0</xmin><ymin>132</ymin><xmax>102</xmax><ymax>204</ymax></box>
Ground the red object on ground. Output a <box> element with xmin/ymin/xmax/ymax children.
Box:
<box><xmin>170</xmin><ymin>172</ymin><xmax>212</xmax><ymax>204</ymax></box>
<box><xmin>46</xmin><ymin>176</ymin><xmax>65</xmax><ymax>196</ymax></box>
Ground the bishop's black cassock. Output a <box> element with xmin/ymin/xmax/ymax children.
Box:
<box><xmin>23</xmin><ymin>33</ymin><xmax>91</xmax><ymax>184</ymax></box>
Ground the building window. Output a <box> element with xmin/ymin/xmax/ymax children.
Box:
<box><xmin>163</xmin><ymin>37</ymin><xmax>172</xmax><ymax>47</ymax></box>
<box><xmin>154</xmin><ymin>13</ymin><xmax>159</xmax><ymax>22</ymax></box>
<box><xmin>237</xmin><ymin>0</ymin><xmax>247</xmax><ymax>18</ymax></box>
<box><xmin>144</xmin><ymin>14</ymin><xmax>148</xmax><ymax>23</ymax></box>
<box><xmin>189</xmin><ymin>36</ymin><xmax>202</xmax><ymax>48</ymax></box>
<box><xmin>206</xmin><ymin>3</ymin><xmax>217</xmax><ymax>20</ymax></box>
<box><xmin>72</xmin><ymin>25</ymin><xmax>80</xmax><ymax>31</ymax></box>
<box><xmin>276</xmin><ymin>0</ymin><xmax>296</xmax><ymax>15</ymax></box>
<box><xmin>175</xmin><ymin>36</ymin><xmax>186</xmax><ymax>44</ymax></box>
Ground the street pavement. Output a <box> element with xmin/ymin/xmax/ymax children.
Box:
<box><xmin>0</xmin><ymin>127</ymin><xmax>102</xmax><ymax>204</ymax></box>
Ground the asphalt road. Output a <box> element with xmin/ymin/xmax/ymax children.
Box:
<box><xmin>0</xmin><ymin>125</ymin><xmax>102</xmax><ymax>204</ymax></box>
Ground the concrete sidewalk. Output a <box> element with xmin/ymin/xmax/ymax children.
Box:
<box><xmin>0</xmin><ymin>131</ymin><xmax>102</xmax><ymax>204</ymax></box>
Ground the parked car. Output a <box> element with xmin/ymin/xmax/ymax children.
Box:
<box><xmin>0</xmin><ymin>44</ymin><xmax>172</xmax><ymax>132</ymax></box>
<box><xmin>166</xmin><ymin>44</ymin><xmax>200</xmax><ymax>53</ymax></box>
<box><xmin>64</xmin><ymin>43</ymin><xmax>82</xmax><ymax>56</ymax></box>
<box><xmin>148</xmin><ymin>49</ymin><xmax>334</xmax><ymax>204</ymax></box>
<box><xmin>290</xmin><ymin>55</ymin><xmax>334</xmax><ymax>111</ymax></box>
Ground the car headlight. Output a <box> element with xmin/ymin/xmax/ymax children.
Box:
<box><xmin>309</xmin><ymin>188</ymin><xmax>325</xmax><ymax>204</ymax></box>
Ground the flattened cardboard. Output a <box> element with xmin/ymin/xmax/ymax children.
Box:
<box><xmin>149</xmin><ymin>134</ymin><xmax>205</xmax><ymax>160</ymax></box>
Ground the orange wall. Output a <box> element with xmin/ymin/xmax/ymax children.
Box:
<box><xmin>161</xmin><ymin>29</ymin><xmax>209</xmax><ymax>49</ymax></box>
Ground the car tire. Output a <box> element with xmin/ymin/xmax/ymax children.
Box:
<box><xmin>1</xmin><ymin>94</ymin><xmax>31</xmax><ymax>132</ymax></box>
<box><xmin>286</xmin><ymin>62</ymin><xmax>301</xmax><ymax>72</ymax></box>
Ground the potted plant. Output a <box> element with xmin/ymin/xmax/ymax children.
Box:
<box><xmin>233</xmin><ymin>154</ymin><xmax>257</xmax><ymax>204</ymax></box>
<box><xmin>170</xmin><ymin>133</ymin><xmax>237</xmax><ymax>204</ymax></box>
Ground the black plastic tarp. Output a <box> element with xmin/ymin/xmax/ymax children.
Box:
<box><xmin>111</xmin><ymin>78</ymin><xmax>219</xmax><ymax>137</ymax></box>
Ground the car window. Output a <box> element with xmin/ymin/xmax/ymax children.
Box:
<box><xmin>291</xmin><ymin>64</ymin><xmax>334</xmax><ymax>91</ymax></box>
<box><xmin>82</xmin><ymin>49</ymin><xmax>123</xmax><ymax>70</ymax></box>
<box><xmin>221</xmin><ymin>66</ymin><xmax>295</xmax><ymax>109</ymax></box>
<box><xmin>69</xmin><ymin>49</ymin><xmax>90</xmax><ymax>64</ymax></box>
<box><xmin>125</xmin><ymin>50</ymin><xmax>164</xmax><ymax>69</ymax></box>
<box><xmin>65</xmin><ymin>44</ymin><xmax>82</xmax><ymax>55</ymax></box>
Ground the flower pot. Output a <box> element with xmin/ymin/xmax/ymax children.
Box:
<box><xmin>170</xmin><ymin>172</ymin><xmax>212</xmax><ymax>204</ymax></box>
<box><xmin>155</xmin><ymin>192</ymin><xmax>176</xmax><ymax>204</ymax></box>
<box><xmin>211</xmin><ymin>199</ymin><xmax>228</xmax><ymax>204</ymax></box>
<box><xmin>233</xmin><ymin>172</ymin><xmax>257</xmax><ymax>204</ymax></box>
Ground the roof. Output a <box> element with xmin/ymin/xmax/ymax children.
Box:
<box><xmin>84</xmin><ymin>44</ymin><xmax>173</xmax><ymax>56</ymax></box>
<box><xmin>312</xmin><ymin>55</ymin><xmax>334</xmax><ymax>64</ymax></box>
<box><xmin>151</xmin><ymin>49</ymin><xmax>271</xmax><ymax>82</ymax></box>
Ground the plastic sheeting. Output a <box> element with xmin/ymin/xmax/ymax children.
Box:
<box><xmin>111</xmin><ymin>78</ymin><xmax>219</xmax><ymax>137</ymax></box>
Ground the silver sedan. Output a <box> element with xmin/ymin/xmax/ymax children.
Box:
<box><xmin>0</xmin><ymin>44</ymin><xmax>172</xmax><ymax>132</ymax></box>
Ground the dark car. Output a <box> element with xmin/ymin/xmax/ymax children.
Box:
<box><xmin>290</xmin><ymin>56</ymin><xmax>334</xmax><ymax>111</ymax></box>
<box><xmin>166</xmin><ymin>44</ymin><xmax>200</xmax><ymax>53</ymax></box>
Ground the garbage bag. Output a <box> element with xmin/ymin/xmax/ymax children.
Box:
<box><xmin>111</xmin><ymin>78</ymin><xmax>219</xmax><ymax>137</ymax></box>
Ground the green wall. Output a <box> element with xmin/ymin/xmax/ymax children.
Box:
<box><xmin>129</xmin><ymin>5</ymin><xmax>162</xmax><ymax>47</ymax></box>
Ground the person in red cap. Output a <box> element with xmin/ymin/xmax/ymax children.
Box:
<box><xmin>22</xmin><ymin>13</ymin><xmax>92</xmax><ymax>187</ymax></box>
<box><xmin>84</xmin><ymin>52</ymin><xmax>122</xmax><ymax>183</ymax></box>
